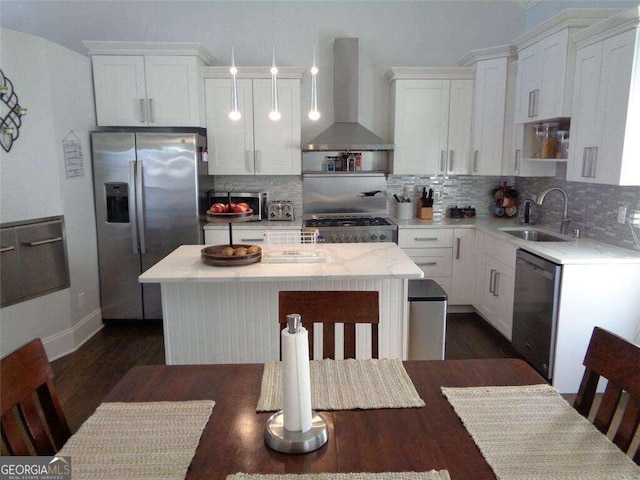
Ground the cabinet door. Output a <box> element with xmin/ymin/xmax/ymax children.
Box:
<box><xmin>515</xmin><ymin>44</ymin><xmax>541</xmax><ymax>124</ymax></box>
<box><xmin>252</xmin><ymin>79</ymin><xmax>301</xmax><ymax>175</ymax></box>
<box><xmin>205</xmin><ymin>79</ymin><xmax>255</xmax><ymax>175</ymax></box>
<box><xmin>596</xmin><ymin>29</ymin><xmax>636</xmax><ymax>185</ymax></box>
<box><xmin>476</xmin><ymin>252</ymin><xmax>499</xmax><ymax>321</ymax></box>
<box><xmin>144</xmin><ymin>56</ymin><xmax>201</xmax><ymax>127</ymax></box>
<box><xmin>492</xmin><ymin>261</ymin><xmax>515</xmax><ymax>341</ymax></box>
<box><xmin>451</xmin><ymin>229</ymin><xmax>477</xmax><ymax>305</ymax></box>
<box><xmin>93</xmin><ymin>55</ymin><xmax>147</xmax><ymax>126</ymax></box>
<box><xmin>471</xmin><ymin>57</ymin><xmax>507</xmax><ymax>175</ymax></box>
<box><xmin>567</xmin><ymin>41</ymin><xmax>603</xmax><ymax>183</ymax></box>
<box><xmin>537</xmin><ymin>29</ymin><xmax>570</xmax><ymax>120</ymax></box>
<box><xmin>447</xmin><ymin>80</ymin><xmax>473</xmax><ymax>174</ymax></box>
<box><xmin>392</xmin><ymin>80</ymin><xmax>450</xmax><ymax>174</ymax></box>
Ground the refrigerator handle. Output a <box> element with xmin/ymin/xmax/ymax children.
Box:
<box><xmin>135</xmin><ymin>160</ymin><xmax>147</xmax><ymax>254</ymax></box>
<box><xmin>129</xmin><ymin>161</ymin><xmax>139</xmax><ymax>254</ymax></box>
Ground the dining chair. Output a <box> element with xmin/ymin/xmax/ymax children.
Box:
<box><xmin>279</xmin><ymin>290</ymin><xmax>379</xmax><ymax>360</ymax></box>
<box><xmin>0</xmin><ymin>338</ymin><xmax>71</xmax><ymax>455</ymax></box>
<box><xmin>573</xmin><ymin>327</ymin><xmax>640</xmax><ymax>464</ymax></box>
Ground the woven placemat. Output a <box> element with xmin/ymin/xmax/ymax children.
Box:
<box><xmin>442</xmin><ymin>384</ymin><xmax>640</xmax><ymax>480</ymax></box>
<box><xmin>257</xmin><ymin>358</ymin><xmax>425</xmax><ymax>411</ymax></box>
<box><xmin>227</xmin><ymin>471</ymin><xmax>451</xmax><ymax>480</ymax></box>
<box><xmin>58</xmin><ymin>400</ymin><xmax>215</xmax><ymax>480</ymax></box>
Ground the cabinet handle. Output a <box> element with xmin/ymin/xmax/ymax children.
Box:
<box><xmin>1</xmin><ymin>245</ymin><xmax>16</xmax><ymax>253</ymax></box>
<box><xmin>532</xmin><ymin>89</ymin><xmax>539</xmax><ymax>117</ymax></box>
<box><xmin>245</xmin><ymin>151</ymin><xmax>254</xmax><ymax>173</ymax></box>
<box><xmin>449</xmin><ymin>150</ymin><xmax>454</xmax><ymax>172</ymax></box>
<box><xmin>255</xmin><ymin>151</ymin><xmax>262</xmax><ymax>173</ymax></box>
<box><xmin>24</xmin><ymin>237</ymin><xmax>62</xmax><ymax>247</ymax></box>
<box><xmin>515</xmin><ymin>149</ymin><xmax>521</xmax><ymax>174</ymax></box>
<box><xmin>527</xmin><ymin>91</ymin><xmax>533</xmax><ymax>118</ymax></box>
<box><xmin>240</xmin><ymin>238</ymin><xmax>264</xmax><ymax>242</ymax></box>
<box><xmin>147</xmin><ymin>98</ymin><xmax>154</xmax><ymax>123</ymax></box>
<box><xmin>455</xmin><ymin>238</ymin><xmax>461</xmax><ymax>260</ymax></box>
<box><xmin>493</xmin><ymin>272</ymin><xmax>500</xmax><ymax>297</ymax></box>
<box><xmin>440</xmin><ymin>150</ymin><xmax>446</xmax><ymax>172</ymax></box>
<box><xmin>590</xmin><ymin>147</ymin><xmax>597</xmax><ymax>178</ymax></box>
<box><xmin>414</xmin><ymin>237</ymin><xmax>438</xmax><ymax>241</ymax></box>
<box><xmin>418</xmin><ymin>262</ymin><xmax>438</xmax><ymax>267</ymax></box>
<box><xmin>489</xmin><ymin>269</ymin><xmax>496</xmax><ymax>294</ymax></box>
<box><xmin>581</xmin><ymin>148</ymin><xmax>589</xmax><ymax>177</ymax></box>
<box><xmin>139</xmin><ymin>99</ymin><xmax>147</xmax><ymax>123</ymax></box>
<box><xmin>473</xmin><ymin>151</ymin><xmax>479</xmax><ymax>173</ymax></box>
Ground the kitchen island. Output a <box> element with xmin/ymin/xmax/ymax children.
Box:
<box><xmin>139</xmin><ymin>243</ymin><xmax>423</xmax><ymax>364</ymax></box>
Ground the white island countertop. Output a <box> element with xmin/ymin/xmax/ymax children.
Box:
<box><xmin>139</xmin><ymin>242</ymin><xmax>424</xmax><ymax>283</ymax></box>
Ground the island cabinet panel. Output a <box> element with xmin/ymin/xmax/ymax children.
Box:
<box><xmin>160</xmin><ymin>279</ymin><xmax>408</xmax><ymax>364</ymax></box>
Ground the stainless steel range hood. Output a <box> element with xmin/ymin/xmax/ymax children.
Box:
<box><xmin>303</xmin><ymin>38</ymin><xmax>394</xmax><ymax>152</ymax></box>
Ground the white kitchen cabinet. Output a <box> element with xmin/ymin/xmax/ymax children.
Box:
<box><xmin>84</xmin><ymin>42</ymin><xmax>213</xmax><ymax>127</ymax></box>
<box><xmin>204</xmin><ymin>227</ymin><xmax>269</xmax><ymax>246</ymax></box>
<box><xmin>511</xmin><ymin>10</ymin><xmax>621</xmax><ymax>125</ymax></box>
<box><xmin>387</xmin><ymin>68</ymin><xmax>474</xmax><ymax>175</ymax></box>
<box><xmin>567</xmin><ymin>9</ymin><xmax>640</xmax><ymax>186</ymax></box>
<box><xmin>204</xmin><ymin>75</ymin><xmax>301</xmax><ymax>176</ymax></box>
<box><xmin>459</xmin><ymin>46</ymin><xmax>514</xmax><ymax>176</ymax></box>
<box><xmin>450</xmin><ymin>228</ymin><xmax>477</xmax><ymax>305</ymax></box>
<box><xmin>475</xmin><ymin>231</ymin><xmax>517</xmax><ymax>340</ymax></box>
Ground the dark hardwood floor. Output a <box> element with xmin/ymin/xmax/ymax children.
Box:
<box><xmin>51</xmin><ymin>312</ymin><xmax>519</xmax><ymax>433</ymax></box>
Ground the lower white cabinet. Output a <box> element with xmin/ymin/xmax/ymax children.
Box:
<box><xmin>204</xmin><ymin>228</ymin><xmax>269</xmax><ymax>246</ymax></box>
<box><xmin>475</xmin><ymin>231</ymin><xmax>517</xmax><ymax>340</ymax></box>
<box><xmin>450</xmin><ymin>228</ymin><xmax>477</xmax><ymax>305</ymax></box>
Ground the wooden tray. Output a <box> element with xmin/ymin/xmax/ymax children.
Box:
<box><xmin>201</xmin><ymin>244</ymin><xmax>261</xmax><ymax>266</ymax></box>
<box><xmin>206</xmin><ymin>209</ymin><xmax>254</xmax><ymax>223</ymax></box>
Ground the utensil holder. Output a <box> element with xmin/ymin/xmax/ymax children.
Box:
<box><xmin>417</xmin><ymin>206</ymin><xmax>433</xmax><ymax>219</ymax></box>
<box><xmin>397</xmin><ymin>202</ymin><xmax>414</xmax><ymax>220</ymax></box>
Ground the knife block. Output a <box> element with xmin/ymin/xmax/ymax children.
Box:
<box><xmin>417</xmin><ymin>205</ymin><xmax>433</xmax><ymax>219</ymax></box>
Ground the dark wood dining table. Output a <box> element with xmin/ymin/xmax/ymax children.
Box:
<box><xmin>102</xmin><ymin>358</ymin><xmax>546</xmax><ymax>479</ymax></box>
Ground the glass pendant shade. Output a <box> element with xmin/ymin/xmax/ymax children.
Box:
<box><xmin>229</xmin><ymin>47</ymin><xmax>241</xmax><ymax>121</ymax></box>
<box><xmin>308</xmin><ymin>45</ymin><xmax>320</xmax><ymax>121</ymax></box>
<box><xmin>269</xmin><ymin>49</ymin><xmax>281</xmax><ymax>121</ymax></box>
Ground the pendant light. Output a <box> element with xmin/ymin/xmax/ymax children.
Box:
<box><xmin>229</xmin><ymin>47</ymin><xmax>241</xmax><ymax>121</ymax></box>
<box><xmin>268</xmin><ymin>1</ymin><xmax>281</xmax><ymax>121</ymax></box>
<box><xmin>269</xmin><ymin>48</ymin><xmax>281</xmax><ymax>121</ymax></box>
<box><xmin>308</xmin><ymin>44</ymin><xmax>320</xmax><ymax>121</ymax></box>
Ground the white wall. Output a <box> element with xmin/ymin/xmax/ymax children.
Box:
<box><xmin>0</xmin><ymin>29</ymin><xmax>102</xmax><ymax>360</ymax></box>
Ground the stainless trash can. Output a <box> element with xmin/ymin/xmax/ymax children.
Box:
<box><xmin>408</xmin><ymin>279</ymin><xmax>447</xmax><ymax>360</ymax></box>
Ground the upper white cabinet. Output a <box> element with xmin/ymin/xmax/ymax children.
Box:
<box><xmin>387</xmin><ymin>68</ymin><xmax>474</xmax><ymax>175</ymax></box>
<box><xmin>512</xmin><ymin>9</ymin><xmax>624</xmax><ymax>124</ymax></box>
<box><xmin>459</xmin><ymin>46</ymin><xmax>515</xmax><ymax>176</ymax></box>
<box><xmin>567</xmin><ymin>7</ymin><xmax>640</xmax><ymax>186</ymax></box>
<box><xmin>84</xmin><ymin>42</ymin><xmax>213</xmax><ymax>127</ymax></box>
<box><xmin>203</xmin><ymin>67</ymin><xmax>303</xmax><ymax>176</ymax></box>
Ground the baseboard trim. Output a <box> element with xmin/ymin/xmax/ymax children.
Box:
<box><xmin>447</xmin><ymin>305</ymin><xmax>476</xmax><ymax>314</ymax></box>
<box><xmin>43</xmin><ymin>308</ymin><xmax>103</xmax><ymax>361</ymax></box>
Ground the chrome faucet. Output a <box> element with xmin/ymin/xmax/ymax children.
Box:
<box><xmin>535</xmin><ymin>187</ymin><xmax>571</xmax><ymax>234</ymax></box>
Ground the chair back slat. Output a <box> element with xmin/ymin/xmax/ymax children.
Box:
<box><xmin>279</xmin><ymin>291</ymin><xmax>379</xmax><ymax>359</ymax></box>
<box><xmin>573</xmin><ymin>327</ymin><xmax>640</xmax><ymax>464</ymax></box>
<box><xmin>0</xmin><ymin>339</ymin><xmax>71</xmax><ymax>456</ymax></box>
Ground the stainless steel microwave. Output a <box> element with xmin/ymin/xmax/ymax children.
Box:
<box><xmin>206</xmin><ymin>191</ymin><xmax>265</xmax><ymax>221</ymax></box>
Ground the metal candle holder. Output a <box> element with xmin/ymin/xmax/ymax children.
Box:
<box><xmin>0</xmin><ymin>69</ymin><xmax>27</xmax><ymax>153</ymax></box>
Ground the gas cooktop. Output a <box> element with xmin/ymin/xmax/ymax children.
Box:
<box><xmin>305</xmin><ymin>216</ymin><xmax>394</xmax><ymax>228</ymax></box>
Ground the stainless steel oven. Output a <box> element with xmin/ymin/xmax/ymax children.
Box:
<box><xmin>512</xmin><ymin>249</ymin><xmax>562</xmax><ymax>381</ymax></box>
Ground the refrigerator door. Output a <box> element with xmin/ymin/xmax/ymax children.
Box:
<box><xmin>136</xmin><ymin>133</ymin><xmax>202</xmax><ymax>319</ymax></box>
<box><xmin>92</xmin><ymin>132</ymin><xmax>144</xmax><ymax>319</ymax></box>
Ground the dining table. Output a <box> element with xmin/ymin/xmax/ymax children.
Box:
<box><xmin>99</xmin><ymin>358</ymin><xmax>546</xmax><ymax>479</ymax></box>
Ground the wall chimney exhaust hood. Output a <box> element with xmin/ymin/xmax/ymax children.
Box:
<box><xmin>303</xmin><ymin>38</ymin><xmax>394</xmax><ymax>152</ymax></box>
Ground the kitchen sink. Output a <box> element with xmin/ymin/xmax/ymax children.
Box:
<box><xmin>500</xmin><ymin>229</ymin><xmax>570</xmax><ymax>242</ymax></box>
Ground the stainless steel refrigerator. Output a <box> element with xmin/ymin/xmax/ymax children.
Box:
<box><xmin>91</xmin><ymin>131</ymin><xmax>209</xmax><ymax>320</ymax></box>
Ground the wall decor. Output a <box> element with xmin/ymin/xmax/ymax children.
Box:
<box><xmin>0</xmin><ymin>68</ymin><xmax>27</xmax><ymax>153</ymax></box>
<box><xmin>62</xmin><ymin>131</ymin><xmax>85</xmax><ymax>178</ymax></box>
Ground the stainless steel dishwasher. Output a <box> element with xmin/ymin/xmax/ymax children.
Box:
<box><xmin>512</xmin><ymin>250</ymin><xmax>562</xmax><ymax>381</ymax></box>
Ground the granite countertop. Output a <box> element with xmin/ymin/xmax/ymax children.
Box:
<box><xmin>139</xmin><ymin>243</ymin><xmax>424</xmax><ymax>283</ymax></box>
<box><xmin>393</xmin><ymin>216</ymin><xmax>640</xmax><ymax>265</ymax></box>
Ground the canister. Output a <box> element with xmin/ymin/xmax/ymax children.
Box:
<box><xmin>541</xmin><ymin>122</ymin><xmax>559</xmax><ymax>159</ymax></box>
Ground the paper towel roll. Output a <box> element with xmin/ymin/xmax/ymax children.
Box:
<box><xmin>281</xmin><ymin>326</ymin><xmax>313</xmax><ymax>433</ymax></box>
